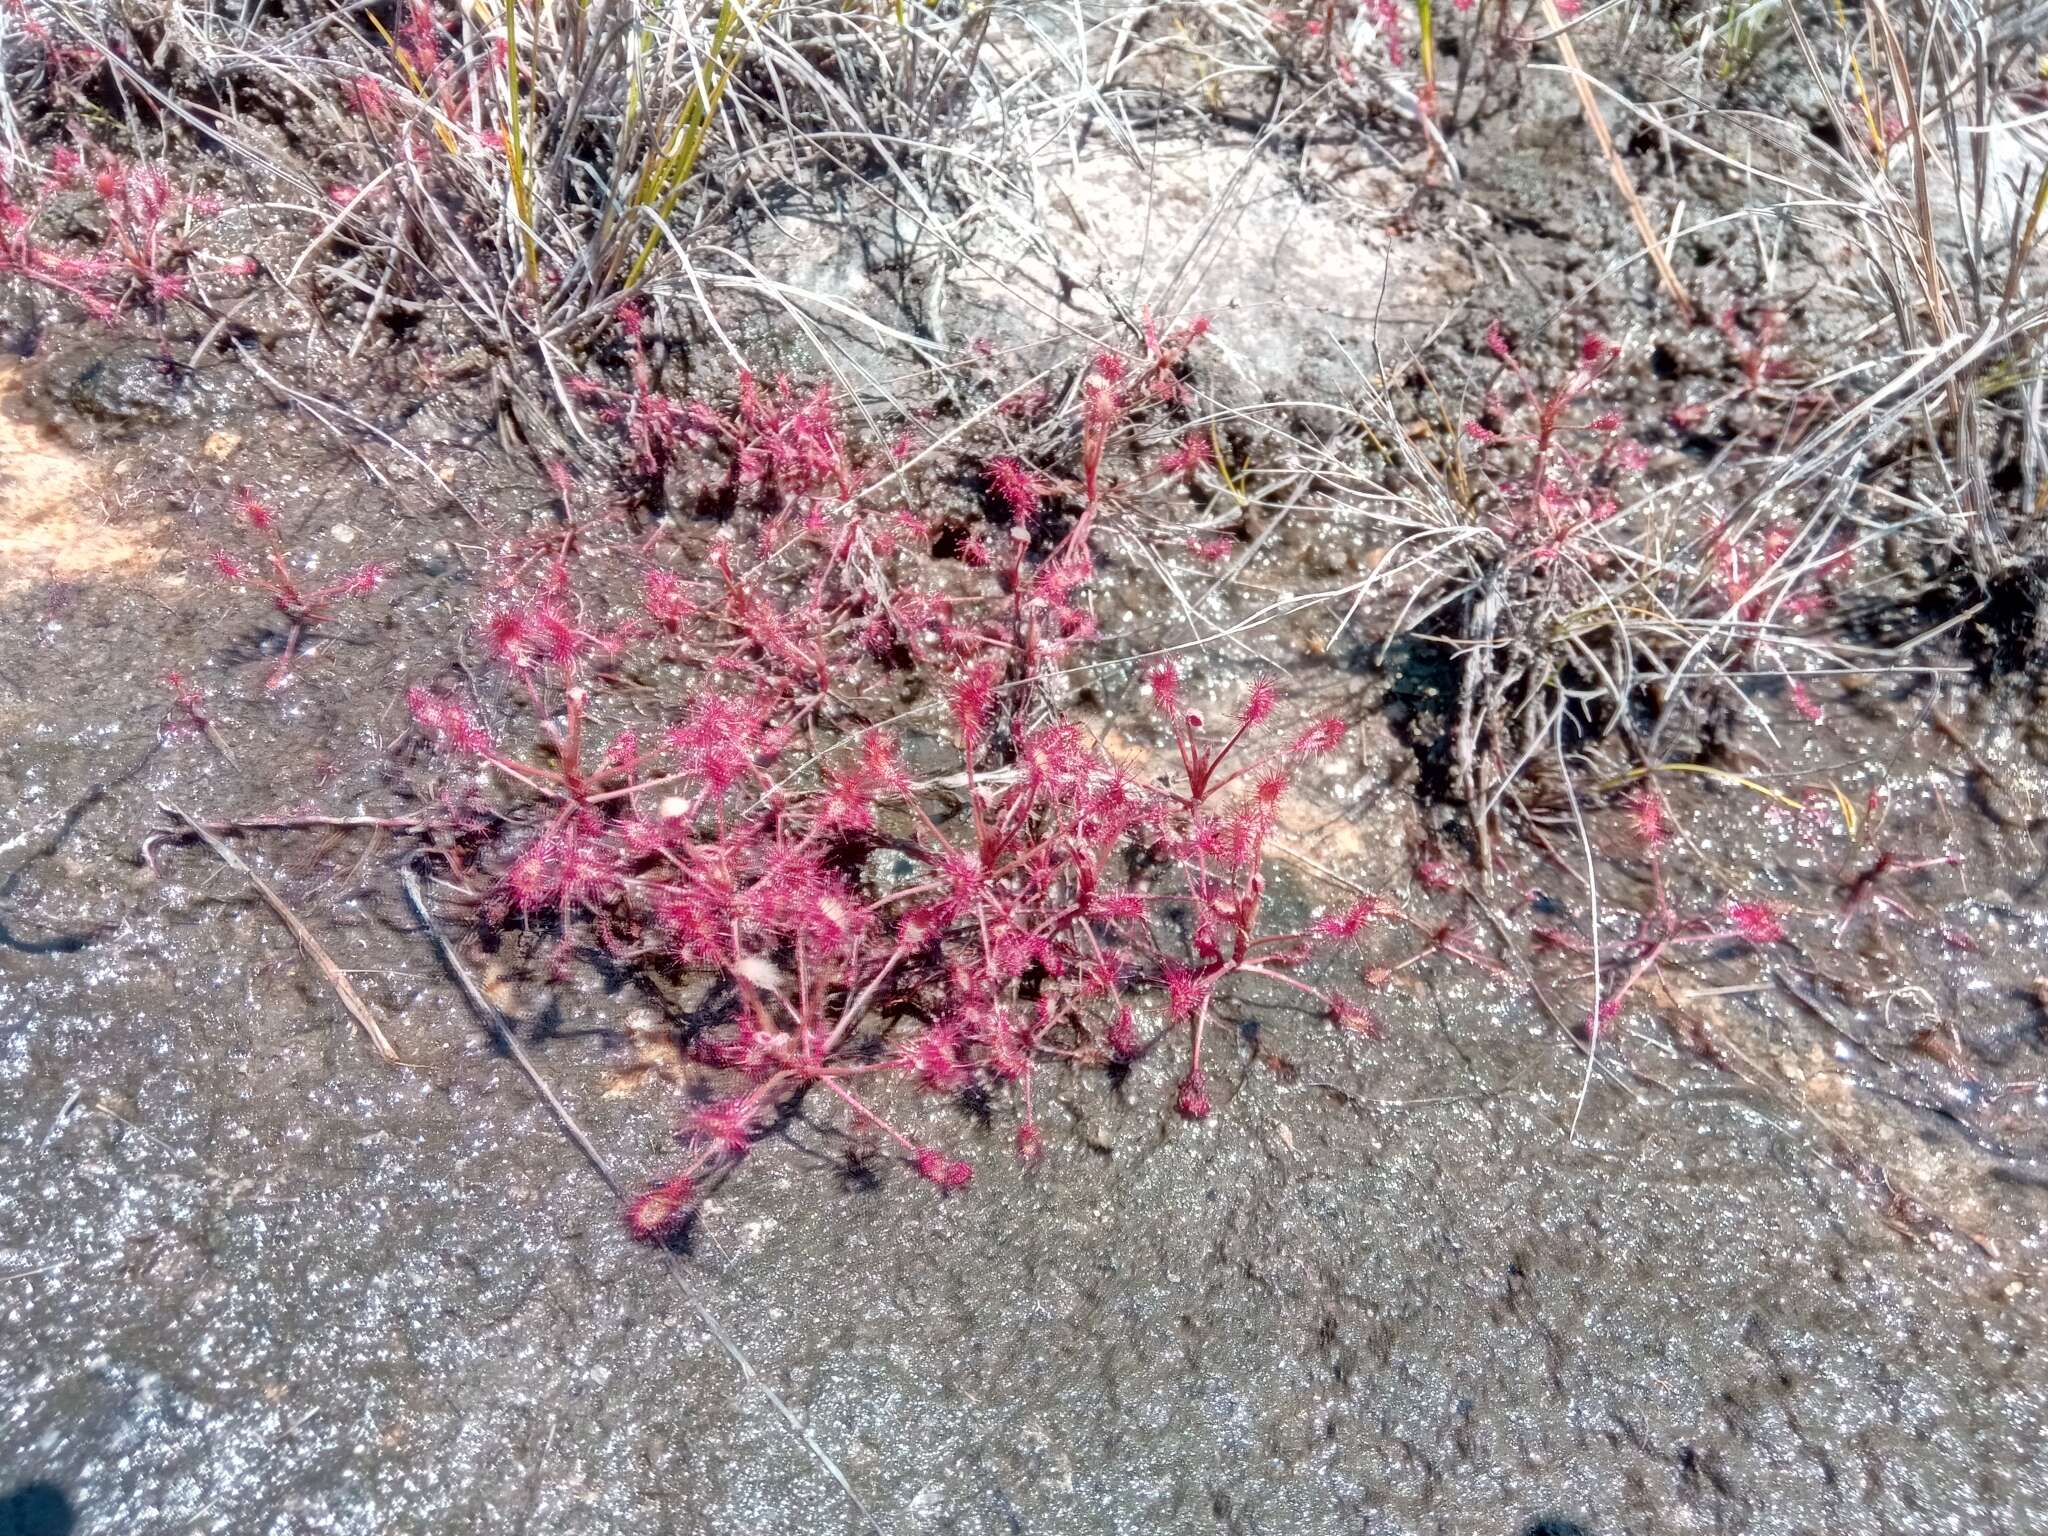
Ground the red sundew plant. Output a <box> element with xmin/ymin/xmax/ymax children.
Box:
<box><xmin>1420</xmin><ymin>321</ymin><xmax>1692</xmax><ymax>805</ymax></box>
<box><xmin>1709</xmin><ymin>518</ymin><xmax>1853</xmax><ymax>628</ymax></box>
<box><xmin>159</xmin><ymin>670</ymin><xmax>242</xmax><ymax>763</ymax></box>
<box><xmin>353</xmin><ymin>1</ymin><xmax>495</xmax><ymax>151</ymax></box>
<box><xmin>406</xmin><ymin>629</ymin><xmax>1386</xmax><ymax>1237</ymax></box>
<box><xmin>1716</xmin><ymin>304</ymin><xmax>1796</xmax><ymax>393</ymax></box>
<box><xmin>1073</xmin><ymin>313</ymin><xmax>1211</xmax><ymax>527</ymax></box>
<box><xmin>1834</xmin><ymin>845</ymin><xmax>1965</xmax><ymax>940</ymax></box>
<box><xmin>1699</xmin><ymin>515</ymin><xmax>1853</xmax><ymax>723</ymax></box>
<box><xmin>160</xmin><ymin>669</ymin><xmax>209</xmax><ymax>729</ymax></box>
<box><xmin>368</xmin><ymin>350</ymin><xmax>1485</xmax><ymax>1240</ymax></box>
<box><xmin>1157</xmin><ymin>429</ymin><xmax>1215</xmax><ymax>482</ymax></box>
<box><xmin>1532</xmin><ymin>786</ymin><xmax>1787</xmax><ymax>1035</ymax></box>
<box><xmin>566</xmin><ymin>304</ymin><xmax>684</xmax><ymax>481</ymax></box>
<box><xmin>973</xmin><ymin>315</ymin><xmax>1214</xmax><ymax>566</ymax></box>
<box><xmin>1268</xmin><ymin>1</ymin><xmax>1410</xmax><ymax>73</ymax></box>
<box><xmin>0</xmin><ymin>147</ymin><xmax>246</xmax><ymax>321</ymax></box>
<box><xmin>1263</xmin><ymin>0</ymin><xmax>1487</xmax><ymax>101</ymax></box>
<box><xmin>1526</xmin><ymin>768</ymin><xmax>1975</xmax><ymax>1045</ymax></box>
<box><xmin>569</xmin><ymin>308</ymin><xmax>859</xmax><ymax>516</ymax></box>
<box><xmin>210</xmin><ymin>488</ymin><xmax>388</xmax><ymax>689</ymax></box>
<box><xmin>1751</xmin><ymin>780</ymin><xmax>1969</xmax><ymax>941</ymax></box>
<box><xmin>1461</xmin><ymin>323</ymin><xmax>1647</xmax><ymax>563</ymax></box>
<box><xmin>1668</xmin><ymin>302</ymin><xmax>1828</xmax><ymax>453</ymax></box>
<box><xmin>2</xmin><ymin>0</ymin><xmax>100</xmax><ymax>84</ymax></box>
<box><xmin>1121</xmin><ymin>663</ymin><xmax>1377</xmax><ymax>1108</ymax></box>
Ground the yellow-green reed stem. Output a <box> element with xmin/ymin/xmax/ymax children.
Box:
<box><xmin>503</xmin><ymin>0</ymin><xmax>540</xmax><ymax>289</ymax></box>
<box><xmin>1417</xmin><ymin>0</ymin><xmax>1437</xmax><ymax>110</ymax></box>
<box><xmin>1824</xmin><ymin>0</ymin><xmax>1886</xmax><ymax>155</ymax></box>
<box><xmin>623</xmin><ymin>0</ymin><xmax>762</xmax><ymax>288</ymax></box>
<box><xmin>1206</xmin><ymin>421</ymin><xmax>1245</xmax><ymax>507</ymax></box>
<box><xmin>1594</xmin><ymin>762</ymin><xmax>1805</xmax><ymax>813</ymax></box>
<box><xmin>2013</xmin><ymin>167</ymin><xmax>2048</xmax><ymax>285</ymax></box>
<box><xmin>364</xmin><ymin>11</ymin><xmax>461</xmax><ymax>155</ymax></box>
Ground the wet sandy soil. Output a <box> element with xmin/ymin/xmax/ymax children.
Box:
<box><xmin>3</xmin><ymin>330</ymin><xmax>2047</xmax><ymax>1536</ymax></box>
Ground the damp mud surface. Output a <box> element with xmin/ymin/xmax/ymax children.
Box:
<box><xmin>4</xmin><ymin>352</ymin><xmax>2047</xmax><ymax>1536</ymax></box>
<box><xmin>6</xmin><ymin>87</ymin><xmax>2048</xmax><ymax>1536</ymax></box>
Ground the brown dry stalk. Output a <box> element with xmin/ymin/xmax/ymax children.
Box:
<box><xmin>1537</xmin><ymin>0</ymin><xmax>1697</xmax><ymax>324</ymax></box>
<box><xmin>163</xmin><ymin>803</ymin><xmax>403</xmax><ymax>1065</ymax></box>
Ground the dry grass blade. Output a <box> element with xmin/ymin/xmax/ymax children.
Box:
<box><xmin>163</xmin><ymin>803</ymin><xmax>403</xmax><ymax>1066</ymax></box>
<box><xmin>1537</xmin><ymin>0</ymin><xmax>1696</xmax><ymax>324</ymax></box>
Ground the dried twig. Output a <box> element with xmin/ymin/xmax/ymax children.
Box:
<box><xmin>143</xmin><ymin>812</ymin><xmax>423</xmax><ymax>869</ymax></box>
<box><xmin>163</xmin><ymin>803</ymin><xmax>403</xmax><ymax>1065</ymax></box>
<box><xmin>1537</xmin><ymin>0</ymin><xmax>1696</xmax><ymax>324</ymax></box>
